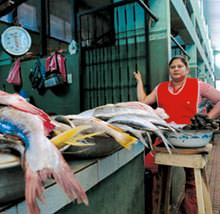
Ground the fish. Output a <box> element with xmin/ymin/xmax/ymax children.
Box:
<box><xmin>50</xmin><ymin>119</ymin><xmax>74</xmax><ymax>135</ymax></box>
<box><xmin>50</xmin><ymin>125</ymin><xmax>100</xmax><ymax>150</ymax></box>
<box><xmin>63</xmin><ymin>135</ymin><xmax>122</xmax><ymax>158</ymax></box>
<box><xmin>107</xmin><ymin>114</ymin><xmax>173</xmax><ymax>153</ymax></box>
<box><xmin>91</xmin><ymin>102</ymin><xmax>169</xmax><ymax>120</ymax></box>
<box><xmin>111</xmin><ymin>123</ymin><xmax>151</xmax><ymax>149</ymax></box>
<box><xmin>52</xmin><ymin>115</ymin><xmax>76</xmax><ymax>128</ymax></box>
<box><xmin>82</xmin><ymin>102</ymin><xmax>178</xmax><ymax>133</ymax></box>
<box><xmin>64</xmin><ymin>115</ymin><xmax>137</xmax><ymax>149</ymax></box>
<box><xmin>0</xmin><ymin>91</ymin><xmax>55</xmax><ymax>135</ymax></box>
<box><xmin>0</xmin><ymin>107</ymin><xmax>88</xmax><ymax>214</ymax></box>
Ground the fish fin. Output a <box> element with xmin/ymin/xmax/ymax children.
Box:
<box><xmin>114</xmin><ymin>132</ymin><xmax>137</xmax><ymax>149</ymax></box>
<box><xmin>155</xmin><ymin>130</ymin><xmax>173</xmax><ymax>154</ymax></box>
<box><xmin>25</xmin><ymin>140</ymin><xmax>89</xmax><ymax>214</ymax></box>
<box><xmin>51</xmin><ymin>125</ymin><xmax>91</xmax><ymax>149</ymax></box>
<box><xmin>52</xmin><ymin>151</ymin><xmax>89</xmax><ymax>206</ymax></box>
<box><xmin>145</xmin><ymin>132</ymin><xmax>153</xmax><ymax>150</ymax></box>
<box><xmin>69</xmin><ymin>132</ymin><xmax>103</xmax><ymax>142</ymax></box>
<box><xmin>25</xmin><ymin>163</ymin><xmax>45</xmax><ymax>214</ymax></box>
<box><xmin>107</xmin><ymin>124</ymin><xmax>125</xmax><ymax>132</ymax></box>
<box><xmin>65</xmin><ymin>140</ymin><xmax>95</xmax><ymax>147</ymax></box>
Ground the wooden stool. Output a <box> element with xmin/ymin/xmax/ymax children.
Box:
<box><xmin>154</xmin><ymin>144</ymin><xmax>213</xmax><ymax>214</ymax></box>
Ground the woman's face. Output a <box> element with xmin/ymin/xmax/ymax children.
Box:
<box><xmin>169</xmin><ymin>59</ymin><xmax>189</xmax><ymax>82</ymax></box>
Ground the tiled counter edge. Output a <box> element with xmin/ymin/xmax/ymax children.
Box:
<box><xmin>3</xmin><ymin>142</ymin><xmax>144</xmax><ymax>214</ymax></box>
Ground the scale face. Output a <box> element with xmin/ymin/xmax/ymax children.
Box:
<box><xmin>1</xmin><ymin>26</ymin><xmax>32</xmax><ymax>56</ymax></box>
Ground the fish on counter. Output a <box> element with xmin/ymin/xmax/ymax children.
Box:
<box><xmin>0</xmin><ymin>107</ymin><xmax>88</xmax><ymax>214</ymax></box>
<box><xmin>79</xmin><ymin>101</ymin><xmax>169</xmax><ymax>120</ymax></box>
<box><xmin>63</xmin><ymin>134</ymin><xmax>122</xmax><ymax>158</ymax></box>
<box><xmin>111</xmin><ymin>123</ymin><xmax>152</xmax><ymax>149</ymax></box>
<box><xmin>107</xmin><ymin>114</ymin><xmax>174</xmax><ymax>153</ymax></box>
<box><xmin>64</xmin><ymin>115</ymin><xmax>138</xmax><ymax>149</ymax></box>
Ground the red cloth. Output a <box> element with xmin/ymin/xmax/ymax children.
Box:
<box><xmin>157</xmin><ymin>78</ymin><xmax>199</xmax><ymax>124</ymax></box>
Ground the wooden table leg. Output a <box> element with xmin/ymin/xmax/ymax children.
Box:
<box><xmin>194</xmin><ymin>168</ymin><xmax>205</xmax><ymax>214</ymax></box>
<box><xmin>155</xmin><ymin>166</ymin><xmax>171</xmax><ymax>214</ymax></box>
<box><xmin>164</xmin><ymin>166</ymin><xmax>171</xmax><ymax>214</ymax></box>
<box><xmin>201</xmin><ymin>168</ymin><xmax>212</xmax><ymax>214</ymax></box>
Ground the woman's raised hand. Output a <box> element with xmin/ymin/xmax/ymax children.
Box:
<box><xmin>133</xmin><ymin>71</ymin><xmax>142</xmax><ymax>82</ymax></box>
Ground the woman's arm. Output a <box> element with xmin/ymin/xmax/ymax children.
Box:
<box><xmin>207</xmin><ymin>102</ymin><xmax>220</xmax><ymax>119</ymax></box>
<box><xmin>200</xmin><ymin>81</ymin><xmax>220</xmax><ymax>119</ymax></box>
<box><xmin>133</xmin><ymin>71</ymin><xmax>156</xmax><ymax>105</ymax></box>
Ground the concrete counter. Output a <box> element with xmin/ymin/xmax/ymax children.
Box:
<box><xmin>1</xmin><ymin>142</ymin><xmax>145</xmax><ymax>214</ymax></box>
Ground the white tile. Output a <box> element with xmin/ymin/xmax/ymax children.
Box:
<box><xmin>97</xmin><ymin>152</ymin><xmax>118</xmax><ymax>181</ymax></box>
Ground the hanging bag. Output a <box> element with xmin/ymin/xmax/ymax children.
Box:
<box><xmin>29</xmin><ymin>58</ymin><xmax>46</xmax><ymax>90</ymax></box>
<box><xmin>44</xmin><ymin>52</ymin><xmax>64</xmax><ymax>88</ymax></box>
<box><xmin>6</xmin><ymin>59</ymin><xmax>22</xmax><ymax>85</ymax></box>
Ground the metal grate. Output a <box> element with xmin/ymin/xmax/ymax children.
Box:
<box><xmin>78</xmin><ymin>0</ymin><xmax>153</xmax><ymax>110</ymax></box>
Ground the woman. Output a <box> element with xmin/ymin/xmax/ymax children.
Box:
<box><xmin>134</xmin><ymin>55</ymin><xmax>220</xmax><ymax>213</ymax></box>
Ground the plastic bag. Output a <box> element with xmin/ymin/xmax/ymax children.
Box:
<box><xmin>6</xmin><ymin>59</ymin><xmax>22</xmax><ymax>85</ymax></box>
<box><xmin>29</xmin><ymin>58</ymin><xmax>45</xmax><ymax>90</ymax></box>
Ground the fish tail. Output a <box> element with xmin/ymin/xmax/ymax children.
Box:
<box><xmin>25</xmin><ymin>163</ymin><xmax>45</xmax><ymax>214</ymax></box>
<box><xmin>156</xmin><ymin>131</ymin><xmax>172</xmax><ymax>154</ymax></box>
<box><xmin>107</xmin><ymin>124</ymin><xmax>137</xmax><ymax>149</ymax></box>
<box><xmin>51</xmin><ymin>125</ymin><xmax>91</xmax><ymax>149</ymax></box>
<box><xmin>25</xmin><ymin>150</ymin><xmax>88</xmax><ymax>214</ymax></box>
<box><xmin>53</xmin><ymin>153</ymin><xmax>89</xmax><ymax>205</ymax></box>
<box><xmin>145</xmin><ymin>132</ymin><xmax>153</xmax><ymax>150</ymax></box>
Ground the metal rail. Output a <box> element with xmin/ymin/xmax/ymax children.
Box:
<box><xmin>171</xmin><ymin>34</ymin><xmax>190</xmax><ymax>59</ymax></box>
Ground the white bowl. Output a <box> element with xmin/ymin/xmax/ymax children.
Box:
<box><xmin>167</xmin><ymin>130</ymin><xmax>213</xmax><ymax>148</ymax></box>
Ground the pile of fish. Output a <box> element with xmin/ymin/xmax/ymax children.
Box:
<box><xmin>0</xmin><ymin>91</ymin><xmax>89</xmax><ymax>214</ymax></box>
<box><xmin>56</xmin><ymin>101</ymin><xmax>179</xmax><ymax>156</ymax></box>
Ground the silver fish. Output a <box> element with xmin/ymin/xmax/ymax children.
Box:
<box><xmin>107</xmin><ymin>114</ymin><xmax>173</xmax><ymax>153</ymax></box>
<box><xmin>79</xmin><ymin>102</ymin><xmax>169</xmax><ymax>120</ymax></box>
<box><xmin>111</xmin><ymin>123</ymin><xmax>151</xmax><ymax>149</ymax></box>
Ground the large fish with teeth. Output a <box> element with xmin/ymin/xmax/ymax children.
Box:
<box><xmin>0</xmin><ymin>107</ymin><xmax>88</xmax><ymax>214</ymax></box>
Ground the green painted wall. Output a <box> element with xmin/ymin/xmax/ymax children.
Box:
<box><xmin>148</xmin><ymin>0</ymin><xmax>171</xmax><ymax>89</ymax></box>
<box><xmin>0</xmin><ymin>54</ymin><xmax>80</xmax><ymax>115</ymax></box>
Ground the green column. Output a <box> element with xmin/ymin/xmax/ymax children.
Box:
<box><xmin>148</xmin><ymin>0</ymin><xmax>171</xmax><ymax>90</ymax></box>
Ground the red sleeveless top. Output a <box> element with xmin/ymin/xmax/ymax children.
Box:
<box><xmin>157</xmin><ymin>78</ymin><xmax>199</xmax><ymax>124</ymax></box>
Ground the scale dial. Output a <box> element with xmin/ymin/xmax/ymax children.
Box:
<box><xmin>1</xmin><ymin>26</ymin><xmax>32</xmax><ymax>56</ymax></box>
